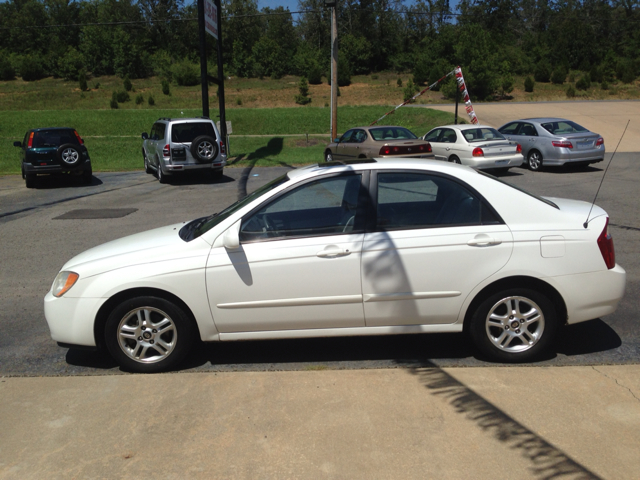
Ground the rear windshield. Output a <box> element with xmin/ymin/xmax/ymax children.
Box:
<box><xmin>171</xmin><ymin>122</ymin><xmax>217</xmax><ymax>143</ymax></box>
<box><xmin>461</xmin><ymin>128</ymin><xmax>505</xmax><ymax>142</ymax></box>
<box><xmin>32</xmin><ymin>129</ymin><xmax>79</xmax><ymax>148</ymax></box>
<box><xmin>370</xmin><ymin>127</ymin><xmax>417</xmax><ymax>141</ymax></box>
<box><xmin>541</xmin><ymin>120</ymin><xmax>588</xmax><ymax>135</ymax></box>
<box><xmin>478</xmin><ymin>171</ymin><xmax>558</xmax><ymax>209</ymax></box>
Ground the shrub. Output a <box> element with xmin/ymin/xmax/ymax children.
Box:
<box><xmin>600</xmin><ymin>80</ymin><xmax>609</xmax><ymax>90</ymax></box>
<box><xmin>534</xmin><ymin>60</ymin><xmax>552</xmax><ymax>82</ymax></box>
<box><xmin>19</xmin><ymin>55</ymin><xmax>46</xmax><ymax>81</ymax></box>
<box><xmin>123</xmin><ymin>76</ymin><xmax>132</xmax><ymax>91</ymax></box>
<box><xmin>110</xmin><ymin>98</ymin><xmax>119</xmax><ymax>109</ymax></box>
<box><xmin>0</xmin><ymin>56</ymin><xmax>15</xmax><ymax>80</ymax></box>
<box><xmin>56</xmin><ymin>47</ymin><xmax>84</xmax><ymax>80</ymax></box>
<box><xmin>172</xmin><ymin>61</ymin><xmax>200</xmax><ymax>86</ymax></box>
<box><xmin>148</xmin><ymin>95</ymin><xmax>155</xmax><ymax>106</ymax></box>
<box><xmin>371</xmin><ymin>74</ymin><xmax>378</xmax><ymax>80</ymax></box>
<box><xmin>93</xmin><ymin>82</ymin><xmax>100</xmax><ymax>89</ymax></box>
<box><xmin>162</xmin><ymin>79</ymin><xmax>171</xmax><ymax>95</ymax></box>
<box><xmin>575</xmin><ymin>75</ymin><xmax>591</xmax><ymax>90</ymax></box>
<box><xmin>78</xmin><ymin>71</ymin><xmax>88</xmax><ymax>91</ymax></box>
<box><xmin>116</xmin><ymin>90</ymin><xmax>130</xmax><ymax>103</ymax></box>
<box><xmin>135</xmin><ymin>93</ymin><xmax>144</xmax><ymax>105</ymax></box>
<box><xmin>590</xmin><ymin>65</ymin><xmax>604</xmax><ymax>83</ymax></box>
<box><xmin>403</xmin><ymin>78</ymin><xmax>417</xmax><ymax>102</ymax></box>
<box><xmin>236</xmin><ymin>97</ymin><xmax>243</xmax><ymax>106</ymax></box>
<box><xmin>566</xmin><ymin>85</ymin><xmax>576</xmax><ymax>97</ymax></box>
<box><xmin>295</xmin><ymin>76</ymin><xmax>312</xmax><ymax>105</ymax></box>
<box><xmin>524</xmin><ymin>76</ymin><xmax>535</xmax><ymax>92</ymax></box>
<box><xmin>620</xmin><ymin>69</ymin><xmax>635</xmax><ymax>84</ymax></box>
<box><xmin>568</xmin><ymin>71</ymin><xmax>576</xmax><ymax>82</ymax></box>
<box><xmin>397</xmin><ymin>78</ymin><xmax>402</xmax><ymax>87</ymax></box>
<box><xmin>550</xmin><ymin>67</ymin><xmax>566</xmax><ymax>85</ymax></box>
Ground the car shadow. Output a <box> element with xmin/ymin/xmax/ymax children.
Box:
<box><xmin>542</xmin><ymin>164</ymin><xmax>603</xmax><ymax>174</ymax></box>
<box><xmin>33</xmin><ymin>174</ymin><xmax>104</xmax><ymax>189</ymax></box>
<box><xmin>163</xmin><ymin>172</ymin><xmax>235</xmax><ymax>185</ymax></box>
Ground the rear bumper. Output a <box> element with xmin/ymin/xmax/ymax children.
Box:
<box><xmin>162</xmin><ymin>156</ymin><xmax>227</xmax><ymax>174</ymax></box>
<box><xmin>23</xmin><ymin>160</ymin><xmax>91</xmax><ymax>174</ymax></box>
<box><xmin>468</xmin><ymin>154</ymin><xmax>524</xmax><ymax>170</ymax></box>
<box><xmin>543</xmin><ymin>146</ymin><xmax>605</xmax><ymax>166</ymax></box>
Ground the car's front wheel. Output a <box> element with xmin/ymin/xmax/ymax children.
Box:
<box><xmin>325</xmin><ymin>151</ymin><xmax>334</xmax><ymax>162</ymax></box>
<box><xmin>143</xmin><ymin>150</ymin><xmax>152</xmax><ymax>174</ymax></box>
<box><xmin>104</xmin><ymin>296</ymin><xmax>195</xmax><ymax>373</ymax></box>
<box><xmin>469</xmin><ymin>288</ymin><xmax>557</xmax><ymax>363</ymax></box>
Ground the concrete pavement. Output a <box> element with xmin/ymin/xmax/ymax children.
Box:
<box><xmin>1</xmin><ymin>365</ymin><xmax>639</xmax><ymax>479</ymax></box>
<box><xmin>429</xmin><ymin>100</ymin><xmax>640</xmax><ymax>153</ymax></box>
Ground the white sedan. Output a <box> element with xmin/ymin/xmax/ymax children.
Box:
<box><xmin>423</xmin><ymin>124</ymin><xmax>524</xmax><ymax>171</ymax></box>
<box><xmin>45</xmin><ymin>159</ymin><xmax>626</xmax><ymax>372</ymax></box>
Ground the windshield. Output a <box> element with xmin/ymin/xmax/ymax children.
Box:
<box><xmin>370</xmin><ymin>127</ymin><xmax>418</xmax><ymax>141</ymax></box>
<box><xmin>478</xmin><ymin>171</ymin><xmax>558</xmax><ymax>209</ymax></box>
<box><xmin>540</xmin><ymin>120</ymin><xmax>588</xmax><ymax>135</ymax></box>
<box><xmin>180</xmin><ymin>174</ymin><xmax>290</xmax><ymax>241</ymax></box>
<box><xmin>461</xmin><ymin>128</ymin><xmax>505</xmax><ymax>143</ymax></box>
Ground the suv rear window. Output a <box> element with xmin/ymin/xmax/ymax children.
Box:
<box><xmin>32</xmin><ymin>129</ymin><xmax>79</xmax><ymax>148</ymax></box>
<box><xmin>171</xmin><ymin>122</ymin><xmax>216</xmax><ymax>143</ymax></box>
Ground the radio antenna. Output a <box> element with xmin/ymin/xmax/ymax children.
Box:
<box><xmin>583</xmin><ymin>119</ymin><xmax>630</xmax><ymax>229</ymax></box>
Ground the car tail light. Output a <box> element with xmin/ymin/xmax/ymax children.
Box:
<box><xmin>220</xmin><ymin>140</ymin><xmax>226</xmax><ymax>155</ymax></box>
<box><xmin>380</xmin><ymin>146</ymin><xmax>391</xmax><ymax>155</ymax></box>
<box><xmin>516</xmin><ymin>144</ymin><xmax>522</xmax><ymax>153</ymax></box>
<box><xmin>597</xmin><ymin>218</ymin><xmax>615</xmax><ymax>269</ymax></box>
<box><xmin>472</xmin><ymin>147</ymin><xmax>484</xmax><ymax>157</ymax></box>
<box><xmin>27</xmin><ymin>132</ymin><xmax>34</xmax><ymax>148</ymax></box>
<box><xmin>73</xmin><ymin>130</ymin><xmax>84</xmax><ymax>145</ymax></box>
<box><xmin>425</xmin><ymin>143</ymin><xmax>432</xmax><ymax>152</ymax></box>
<box><xmin>552</xmin><ymin>141</ymin><xmax>573</xmax><ymax>148</ymax></box>
<box><xmin>163</xmin><ymin>144</ymin><xmax>170</xmax><ymax>157</ymax></box>
<box><xmin>596</xmin><ymin>137</ymin><xmax>604</xmax><ymax>147</ymax></box>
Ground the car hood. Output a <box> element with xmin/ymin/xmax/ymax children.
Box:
<box><xmin>61</xmin><ymin>223</ymin><xmax>193</xmax><ymax>274</ymax></box>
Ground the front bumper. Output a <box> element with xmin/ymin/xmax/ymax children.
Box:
<box><xmin>44</xmin><ymin>291</ymin><xmax>106</xmax><ymax>347</ymax></box>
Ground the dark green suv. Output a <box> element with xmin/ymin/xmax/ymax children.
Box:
<box><xmin>14</xmin><ymin>127</ymin><xmax>92</xmax><ymax>188</ymax></box>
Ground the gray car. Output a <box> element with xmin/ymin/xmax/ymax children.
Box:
<box><xmin>498</xmin><ymin>118</ymin><xmax>604</xmax><ymax>171</ymax></box>
<box><xmin>142</xmin><ymin>117</ymin><xmax>227</xmax><ymax>183</ymax></box>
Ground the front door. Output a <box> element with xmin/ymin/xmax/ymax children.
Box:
<box><xmin>206</xmin><ymin>173</ymin><xmax>367</xmax><ymax>333</ymax></box>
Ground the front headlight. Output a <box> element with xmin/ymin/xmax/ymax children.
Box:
<box><xmin>52</xmin><ymin>271</ymin><xmax>79</xmax><ymax>297</ymax></box>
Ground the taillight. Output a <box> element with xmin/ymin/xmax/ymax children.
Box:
<box><xmin>73</xmin><ymin>130</ymin><xmax>84</xmax><ymax>145</ymax></box>
<box><xmin>426</xmin><ymin>143</ymin><xmax>432</xmax><ymax>152</ymax></box>
<box><xmin>596</xmin><ymin>137</ymin><xmax>604</xmax><ymax>147</ymax></box>
<box><xmin>163</xmin><ymin>144</ymin><xmax>170</xmax><ymax>157</ymax></box>
<box><xmin>516</xmin><ymin>144</ymin><xmax>522</xmax><ymax>153</ymax></box>
<box><xmin>472</xmin><ymin>147</ymin><xmax>484</xmax><ymax>157</ymax></box>
<box><xmin>219</xmin><ymin>140</ymin><xmax>226</xmax><ymax>155</ymax></box>
<box><xmin>552</xmin><ymin>141</ymin><xmax>573</xmax><ymax>148</ymax></box>
<box><xmin>380</xmin><ymin>146</ymin><xmax>391</xmax><ymax>155</ymax></box>
<box><xmin>27</xmin><ymin>132</ymin><xmax>34</xmax><ymax>148</ymax></box>
<box><xmin>597</xmin><ymin>218</ymin><xmax>615</xmax><ymax>269</ymax></box>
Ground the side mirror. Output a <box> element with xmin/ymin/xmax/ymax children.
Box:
<box><xmin>141</xmin><ymin>132</ymin><xmax>149</xmax><ymax>140</ymax></box>
<box><xmin>334</xmin><ymin>137</ymin><xmax>340</xmax><ymax>143</ymax></box>
<box><xmin>13</xmin><ymin>141</ymin><xmax>22</xmax><ymax>147</ymax></box>
<box><xmin>223</xmin><ymin>220</ymin><xmax>241</xmax><ymax>250</ymax></box>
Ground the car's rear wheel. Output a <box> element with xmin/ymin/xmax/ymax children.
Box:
<box><xmin>157</xmin><ymin>165</ymin><xmax>168</xmax><ymax>184</ymax></box>
<box><xmin>448</xmin><ymin>155</ymin><xmax>461</xmax><ymax>164</ymax></box>
<box><xmin>25</xmin><ymin>173</ymin><xmax>36</xmax><ymax>188</ymax></box>
<box><xmin>104</xmin><ymin>296</ymin><xmax>194</xmax><ymax>373</ymax></box>
<box><xmin>57</xmin><ymin>144</ymin><xmax>84</xmax><ymax>169</ymax></box>
<box><xmin>469</xmin><ymin>288</ymin><xmax>557</xmax><ymax>362</ymax></box>
<box><xmin>191</xmin><ymin>136</ymin><xmax>218</xmax><ymax>162</ymax></box>
<box><xmin>527</xmin><ymin>150</ymin><xmax>543</xmax><ymax>171</ymax></box>
<box><xmin>325</xmin><ymin>151</ymin><xmax>334</xmax><ymax>162</ymax></box>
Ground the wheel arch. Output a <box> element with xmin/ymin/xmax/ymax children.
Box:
<box><xmin>94</xmin><ymin>287</ymin><xmax>201</xmax><ymax>350</ymax></box>
<box><xmin>462</xmin><ymin>276</ymin><xmax>567</xmax><ymax>333</ymax></box>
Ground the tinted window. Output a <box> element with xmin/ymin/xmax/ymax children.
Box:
<box><xmin>152</xmin><ymin>123</ymin><xmax>165</xmax><ymax>140</ymax></box>
<box><xmin>370</xmin><ymin>127</ymin><xmax>418</xmax><ymax>141</ymax></box>
<box><xmin>461</xmin><ymin>128</ymin><xmax>505</xmax><ymax>142</ymax></box>
<box><xmin>424</xmin><ymin>129</ymin><xmax>441</xmax><ymax>142</ymax></box>
<box><xmin>171</xmin><ymin>122</ymin><xmax>216</xmax><ymax>142</ymax></box>
<box><xmin>440</xmin><ymin>129</ymin><xmax>458</xmax><ymax>143</ymax></box>
<box><xmin>376</xmin><ymin>173</ymin><xmax>499</xmax><ymax>230</ymax></box>
<box><xmin>240</xmin><ymin>174</ymin><xmax>363</xmax><ymax>242</ymax></box>
<box><xmin>499</xmin><ymin>123</ymin><xmax>520</xmax><ymax>135</ymax></box>
<box><xmin>540</xmin><ymin>120</ymin><xmax>588</xmax><ymax>135</ymax></box>
<box><xmin>340</xmin><ymin>130</ymin><xmax>355</xmax><ymax>143</ymax></box>
<box><xmin>31</xmin><ymin>129</ymin><xmax>79</xmax><ymax>148</ymax></box>
<box><xmin>520</xmin><ymin>123</ymin><xmax>538</xmax><ymax>136</ymax></box>
<box><xmin>353</xmin><ymin>130</ymin><xmax>367</xmax><ymax>143</ymax></box>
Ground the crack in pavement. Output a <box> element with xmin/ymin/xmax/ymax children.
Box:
<box><xmin>591</xmin><ymin>366</ymin><xmax>640</xmax><ymax>403</ymax></box>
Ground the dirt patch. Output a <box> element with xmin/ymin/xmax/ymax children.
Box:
<box><xmin>292</xmin><ymin>138</ymin><xmax>322</xmax><ymax>147</ymax></box>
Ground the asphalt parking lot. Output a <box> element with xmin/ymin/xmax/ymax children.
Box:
<box><xmin>0</xmin><ymin>151</ymin><xmax>639</xmax><ymax>376</ymax></box>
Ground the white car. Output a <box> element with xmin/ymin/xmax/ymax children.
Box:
<box><xmin>45</xmin><ymin>159</ymin><xmax>626</xmax><ymax>373</ymax></box>
<box><xmin>423</xmin><ymin>124</ymin><xmax>524</xmax><ymax>171</ymax></box>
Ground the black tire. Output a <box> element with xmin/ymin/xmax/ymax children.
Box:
<box><xmin>325</xmin><ymin>150</ymin><xmax>334</xmax><ymax>162</ymax></box>
<box><xmin>57</xmin><ymin>144</ymin><xmax>84</xmax><ymax>169</ymax></box>
<box><xmin>190</xmin><ymin>136</ymin><xmax>218</xmax><ymax>162</ymax></box>
<box><xmin>157</xmin><ymin>165</ymin><xmax>168</xmax><ymax>184</ymax></box>
<box><xmin>469</xmin><ymin>288</ymin><xmax>558</xmax><ymax>363</ymax></box>
<box><xmin>143</xmin><ymin>150</ymin><xmax>152</xmax><ymax>174</ymax></box>
<box><xmin>449</xmin><ymin>155</ymin><xmax>461</xmax><ymax>164</ymax></box>
<box><xmin>104</xmin><ymin>296</ymin><xmax>195</xmax><ymax>373</ymax></box>
<box><xmin>25</xmin><ymin>173</ymin><xmax>36</xmax><ymax>189</ymax></box>
<box><xmin>82</xmin><ymin>169</ymin><xmax>92</xmax><ymax>185</ymax></box>
<box><xmin>527</xmin><ymin>150</ymin><xmax>543</xmax><ymax>171</ymax></box>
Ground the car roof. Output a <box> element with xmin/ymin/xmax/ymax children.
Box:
<box><xmin>520</xmin><ymin>118</ymin><xmax>570</xmax><ymax>123</ymax></box>
<box><xmin>430</xmin><ymin>124</ymin><xmax>495</xmax><ymax>131</ymax></box>
<box><xmin>286</xmin><ymin>158</ymin><xmax>479</xmax><ymax>182</ymax></box>
<box><xmin>31</xmin><ymin>127</ymin><xmax>75</xmax><ymax>132</ymax></box>
<box><xmin>156</xmin><ymin>117</ymin><xmax>214</xmax><ymax>123</ymax></box>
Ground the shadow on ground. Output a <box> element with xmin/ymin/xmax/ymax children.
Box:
<box><xmin>30</xmin><ymin>174</ymin><xmax>104</xmax><ymax>189</ymax></box>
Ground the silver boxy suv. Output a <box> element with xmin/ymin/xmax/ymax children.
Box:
<box><xmin>142</xmin><ymin>117</ymin><xmax>227</xmax><ymax>183</ymax></box>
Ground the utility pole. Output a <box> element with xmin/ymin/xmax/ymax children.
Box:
<box><xmin>197</xmin><ymin>0</ymin><xmax>209</xmax><ymax>119</ymax></box>
<box><xmin>326</xmin><ymin>0</ymin><xmax>338</xmax><ymax>140</ymax></box>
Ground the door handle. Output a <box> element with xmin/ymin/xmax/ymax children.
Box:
<box><xmin>317</xmin><ymin>247</ymin><xmax>351</xmax><ymax>258</ymax></box>
<box><xmin>468</xmin><ymin>235</ymin><xmax>501</xmax><ymax>246</ymax></box>
<box><xmin>446</xmin><ymin>147</ymin><xmax>451</xmax><ymax>151</ymax></box>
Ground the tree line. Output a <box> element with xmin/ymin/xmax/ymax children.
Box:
<box><xmin>0</xmin><ymin>0</ymin><xmax>638</xmax><ymax>100</ymax></box>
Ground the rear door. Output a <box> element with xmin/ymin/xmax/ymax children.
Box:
<box><xmin>424</xmin><ymin>128</ymin><xmax>445</xmax><ymax>161</ymax></box>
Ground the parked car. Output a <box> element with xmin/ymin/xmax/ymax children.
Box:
<box><xmin>422</xmin><ymin>124</ymin><xmax>524</xmax><ymax>172</ymax></box>
<box><xmin>14</xmin><ymin>127</ymin><xmax>92</xmax><ymax>188</ymax></box>
<box><xmin>142</xmin><ymin>117</ymin><xmax>227</xmax><ymax>183</ymax></box>
<box><xmin>498</xmin><ymin>118</ymin><xmax>605</xmax><ymax>171</ymax></box>
<box><xmin>324</xmin><ymin>126</ymin><xmax>433</xmax><ymax>162</ymax></box>
<box><xmin>45</xmin><ymin>158</ymin><xmax>625</xmax><ymax>373</ymax></box>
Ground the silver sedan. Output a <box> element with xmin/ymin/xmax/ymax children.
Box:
<box><xmin>422</xmin><ymin>124</ymin><xmax>524</xmax><ymax>172</ymax></box>
<box><xmin>498</xmin><ymin>118</ymin><xmax>605</xmax><ymax>171</ymax></box>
